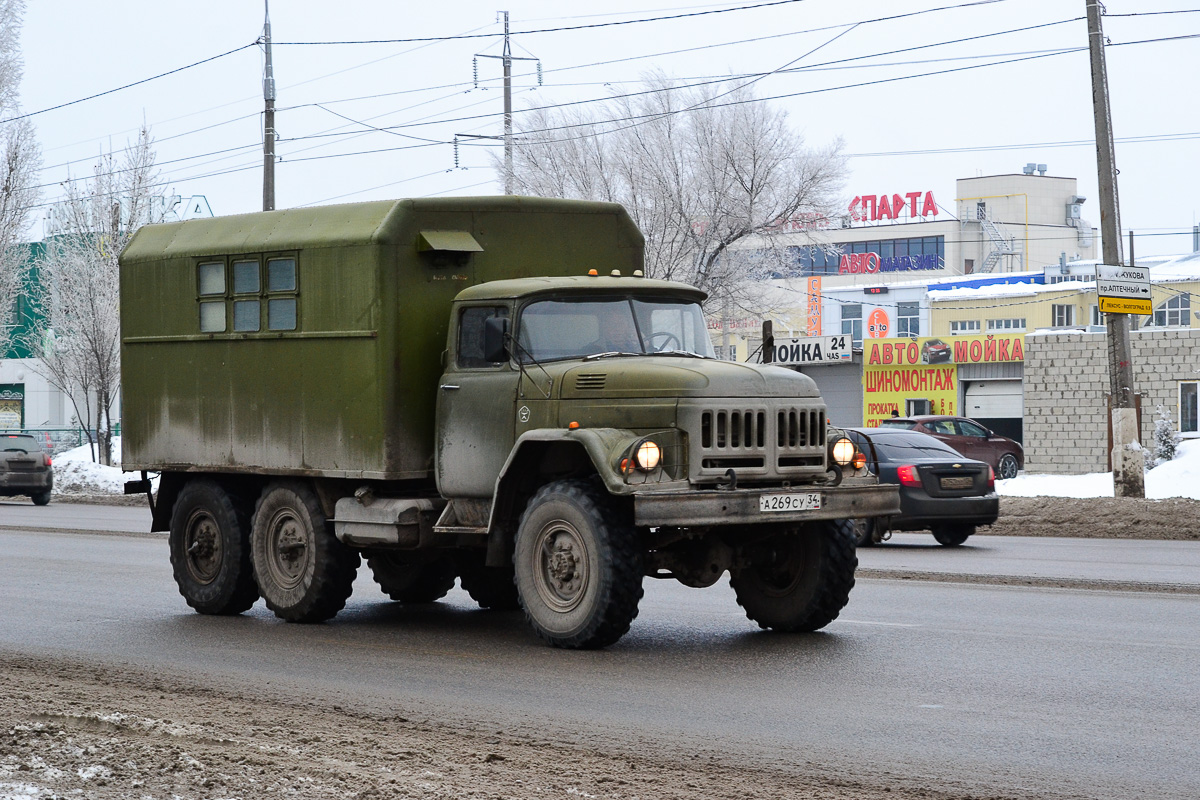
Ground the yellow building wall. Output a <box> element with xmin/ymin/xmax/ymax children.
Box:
<box><xmin>929</xmin><ymin>280</ymin><xmax>1200</xmax><ymax>335</ymax></box>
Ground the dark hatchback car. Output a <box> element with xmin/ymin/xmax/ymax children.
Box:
<box><xmin>879</xmin><ymin>415</ymin><xmax>1023</xmax><ymax>479</ymax></box>
<box><xmin>847</xmin><ymin>428</ymin><xmax>998</xmax><ymax>546</ymax></box>
<box><xmin>0</xmin><ymin>433</ymin><xmax>53</xmax><ymax>505</ymax></box>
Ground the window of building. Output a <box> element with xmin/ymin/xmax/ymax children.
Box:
<box><xmin>897</xmin><ymin>302</ymin><xmax>919</xmax><ymax>337</ymax></box>
<box><xmin>949</xmin><ymin>320</ymin><xmax>980</xmax><ymax>335</ymax></box>
<box><xmin>987</xmin><ymin>318</ymin><xmax>1025</xmax><ymax>332</ymax></box>
<box><xmin>1051</xmin><ymin>304</ymin><xmax>1075</xmax><ymax>326</ymax></box>
<box><xmin>841</xmin><ymin>303</ymin><xmax>862</xmax><ymax>346</ymax></box>
<box><xmin>1090</xmin><ymin>305</ymin><xmax>1102</xmax><ymax>326</ymax></box>
<box><xmin>963</xmin><ymin>258</ymin><xmax>974</xmax><ymax>274</ymax></box>
<box><xmin>1153</xmin><ymin>294</ymin><xmax>1191</xmax><ymax>327</ymax></box>
<box><xmin>1182</xmin><ymin>382</ymin><xmax>1198</xmax><ymax>434</ymax></box>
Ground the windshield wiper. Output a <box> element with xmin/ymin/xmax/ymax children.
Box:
<box><xmin>650</xmin><ymin>349</ymin><xmax>708</xmax><ymax>359</ymax></box>
<box><xmin>582</xmin><ymin>351</ymin><xmax>641</xmax><ymax>361</ymax></box>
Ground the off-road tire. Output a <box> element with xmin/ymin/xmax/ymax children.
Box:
<box><xmin>457</xmin><ymin>554</ymin><xmax>520</xmax><ymax>610</ymax></box>
<box><xmin>251</xmin><ymin>481</ymin><xmax>359</xmax><ymax>623</ymax></box>
<box><xmin>513</xmin><ymin>479</ymin><xmax>643</xmax><ymax>649</ymax></box>
<box><xmin>31</xmin><ymin>491</ymin><xmax>51</xmax><ymax>506</ymax></box>
<box><xmin>168</xmin><ymin>480</ymin><xmax>259</xmax><ymax>615</ymax></box>
<box><xmin>367</xmin><ymin>554</ymin><xmax>457</xmax><ymax>604</ymax></box>
<box><xmin>730</xmin><ymin>519</ymin><xmax>858</xmax><ymax>632</ymax></box>
<box><xmin>998</xmin><ymin>454</ymin><xmax>1019</xmax><ymax>480</ymax></box>
<box><xmin>932</xmin><ymin>524</ymin><xmax>974</xmax><ymax>547</ymax></box>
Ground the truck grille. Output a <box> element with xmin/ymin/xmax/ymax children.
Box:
<box><xmin>682</xmin><ymin>401</ymin><xmax>827</xmax><ymax>483</ymax></box>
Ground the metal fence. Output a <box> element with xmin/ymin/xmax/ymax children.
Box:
<box><xmin>0</xmin><ymin>427</ymin><xmax>119</xmax><ymax>456</ymax></box>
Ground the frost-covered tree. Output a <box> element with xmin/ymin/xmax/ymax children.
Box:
<box><xmin>0</xmin><ymin>0</ymin><xmax>42</xmax><ymax>358</ymax></box>
<box><xmin>1152</xmin><ymin>404</ymin><xmax>1181</xmax><ymax>466</ymax></box>
<box><xmin>500</xmin><ymin>73</ymin><xmax>846</xmax><ymax>314</ymax></box>
<box><xmin>25</xmin><ymin>127</ymin><xmax>159</xmax><ymax>465</ymax></box>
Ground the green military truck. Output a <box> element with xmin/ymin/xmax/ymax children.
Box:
<box><xmin>119</xmin><ymin>196</ymin><xmax>898</xmax><ymax>649</ymax></box>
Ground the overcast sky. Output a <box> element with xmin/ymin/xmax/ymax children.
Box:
<box><xmin>17</xmin><ymin>0</ymin><xmax>1198</xmax><ymax>257</ymax></box>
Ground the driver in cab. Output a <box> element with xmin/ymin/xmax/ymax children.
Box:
<box><xmin>586</xmin><ymin>301</ymin><xmax>643</xmax><ymax>355</ymax></box>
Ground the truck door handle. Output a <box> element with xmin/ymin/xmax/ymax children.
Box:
<box><xmin>440</xmin><ymin>384</ymin><xmax>460</xmax><ymax>391</ymax></box>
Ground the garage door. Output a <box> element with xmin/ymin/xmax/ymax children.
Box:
<box><xmin>965</xmin><ymin>379</ymin><xmax>1023</xmax><ymax>442</ymax></box>
<box><xmin>965</xmin><ymin>380</ymin><xmax>1022</xmax><ymax>418</ymax></box>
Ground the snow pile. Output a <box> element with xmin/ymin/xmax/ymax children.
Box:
<box><xmin>51</xmin><ymin>436</ymin><xmax>130</xmax><ymax>495</ymax></box>
<box><xmin>998</xmin><ymin>439</ymin><xmax>1200</xmax><ymax>500</ymax></box>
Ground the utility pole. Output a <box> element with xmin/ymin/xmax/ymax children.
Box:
<box><xmin>1086</xmin><ymin>0</ymin><xmax>1143</xmax><ymax>497</ymax></box>
<box><xmin>262</xmin><ymin>0</ymin><xmax>276</xmax><ymax>211</ymax></box>
<box><xmin>465</xmin><ymin>12</ymin><xmax>540</xmax><ymax>194</ymax></box>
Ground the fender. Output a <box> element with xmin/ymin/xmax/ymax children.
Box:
<box><xmin>482</xmin><ymin>427</ymin><xmax>646</xmax><ymax>565</ymax></box>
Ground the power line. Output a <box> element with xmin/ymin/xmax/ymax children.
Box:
<box><xmin>0</xmin><ymin>43</ymin><xmax>260</xmax><ymax>125</ymax></box>
<box><xmin>271</xmin><ymin>0</ymin><xmax>817</xmax><ymax>45</ymax></box>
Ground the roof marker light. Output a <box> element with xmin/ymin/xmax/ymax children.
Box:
<box><xmin>610</xmin><ymin>269</ymin><xmax>621</xmax><ymax>277</ymax></box>
<box><xmin>587</xmin><ymin>269</ymin><xmax>598</xmax><ymax>276</ymax></box>
<box><xmin>568</xmin><ymin>421</ymin><xmax>580</xmax><ymax>430</ymax></box>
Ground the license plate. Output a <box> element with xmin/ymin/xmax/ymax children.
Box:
<box><xmin>940</xmin><ymin>476</ymin><xmax>974</xmax><ymax>489</ymax></box>
<box><xmin>759</xmin><ymin>492</ymin><xmax>822</xmax><ymax>512</ymax></box>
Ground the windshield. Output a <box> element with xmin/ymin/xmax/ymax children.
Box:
<box><xmin>517</xmin><ymin>297</ymin><xmax>716</xmax><ymax>362</ymax></box>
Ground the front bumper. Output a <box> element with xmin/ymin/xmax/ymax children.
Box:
<box><xmin>633</xmin><ymin>482</ymin><xmax>900</xmax><ymax>527</ymax></box>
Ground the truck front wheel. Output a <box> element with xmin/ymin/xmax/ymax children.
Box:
<box><xmin>513</xmin><ymin>480</ymin><xmax>643</xmax><ymax>649</ymax></box>
<box><xmin>251</xmin><ymin>482</ymin><xmax>360</xmax><ymax>623</ymax></box>
<box><xmin>168</xmin><ymin>480</ymin><xmax>259</xmax><ymax>615</ymax></box>
<box><xmin>730</xmin><ymin>519</ymin><xmax>857</xmax><ymax>632</ymax></box>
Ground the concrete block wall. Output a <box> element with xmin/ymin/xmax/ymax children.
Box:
<box><xmin>1024</xmin><ymin>329</ymin><xmax>1200</xmax><ymax>474</ymax></box>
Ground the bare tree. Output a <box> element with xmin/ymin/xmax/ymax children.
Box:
<box><xmin>0</xmin><ymin>0</ymin><xmax>41</xmax><ymax>359</ymax></box>
<box><xmin>25</xmin><ymin>127</ymin><xmax>159</xmax><ymax>465</ymax></box>
<box><xmin>501</xmin><ymin>74</ymin><xmax>846</xmax><ymax>315</ymax></box>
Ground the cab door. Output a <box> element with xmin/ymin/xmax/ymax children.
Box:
<box><xmin>435</xmin><ymin>305</ymin><xmax>517</xmax><ymax>498</ymax></box>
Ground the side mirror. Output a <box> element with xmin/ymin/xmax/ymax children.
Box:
<box><xmin>483</xmin><ymin>316</ymin><xmax>510</xmax><ymax>363</ymax></box>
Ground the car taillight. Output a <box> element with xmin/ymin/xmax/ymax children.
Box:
<box><xmin>46</xmin><ymin>456</ymin><xmax>52</xmax><ymax>467</ymax></box>
<box><xmin>987</xmin><ymin>465</ymin><xmax>994</xmax><ymax>489</ymax></box>
<box><xmin>896</xmin><ymin>465</ymin><xmax>922</xmax><ymax>487</ymax></box>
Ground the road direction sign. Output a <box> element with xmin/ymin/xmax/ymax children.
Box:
<box><xmin>1094</xmin><ymin>263</ymin><xmax>1151</xmax><ymax>313</ymax></box>
<box><xmin>1099</xmin><ymin>296</ymin><xmax>1152</xmax><ymax>314</ymax></box>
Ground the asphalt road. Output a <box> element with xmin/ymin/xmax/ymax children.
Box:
<box><xmin>2</xmin><ymin>509</ymin><xmax>1199</xmax><ymax>798</ymax></box>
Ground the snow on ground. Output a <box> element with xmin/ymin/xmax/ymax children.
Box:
<box><xmin>50</xmin><ymin>436</ymin><xmax>133</xmax><ymax>495</ymax></box>
<box><xmin>998</xmin><ymin>439</ymin><xmax>1200</xmax><ymax>500</ymax></box>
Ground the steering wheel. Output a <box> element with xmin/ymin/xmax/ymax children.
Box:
<box><xmin>647</xmin><ymin>331</ymin><xmax>682</xmax><ymax>352</ymax></box>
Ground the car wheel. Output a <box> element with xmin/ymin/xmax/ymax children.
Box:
<box><xmin>932</xmin><ymin>524</ymin><xmax>974</xmax><ymax>547</ymax></box>
<box><xmin>513</xmin><ymin>479</ymin><xmax>643</xmax><ymax>649</ymax></box>
<box><xmin>457</xmin><ymin>553</ymin><xmax>521</xmax><ymax>610</ymax></box>
<box><xmin>997</xmin><ymin>454</ymin><xmax>1019</xmax><ymax>480</ymax></box>
<box><xmin>31</xmin><ymin>491</ymin><xmax>51</xmax><ymax>506</ymax></box>
<box><xmin>854</xmin><ymin>518</ymin><xmax>875</xmax><ymax>547</ymax></box>
<box><xmin>730</xmin><ymin>519</ymin><xmax>857</xmax><ymax>632</ymax></box>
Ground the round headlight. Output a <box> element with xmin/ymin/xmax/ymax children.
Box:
<box><xmin>831</xmin><ymin>437</ymin><xmax>856</xmax><ymax>467</ymax></box>
<box><xmin>635</xmin><ymin>440</ymin><xmax>661</xmax><ymax>471</ymax></box>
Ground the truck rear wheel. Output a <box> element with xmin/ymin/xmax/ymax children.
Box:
<box><xmin>251</xmin><ymin>482</ymin><xmax>359</xmax><ymax>623</ymax></box>
<box><xmin>367</xmin><ymin>554</ymin><xmax>456</xmax><ymax>603</ymax></box>
<box><xmin>730</xmin><ymin>519</ymin><xmax>857</xmax><ymax>633</ymax></box>
<box><xmin>169</xmin><ymin>480</ymin><xmax>259</xmax><ymax>615</ymax></box>
<box><xmin>513</xmin><ymin>479</ymin><xmax>643</xmax><ymax>649</ymax></box>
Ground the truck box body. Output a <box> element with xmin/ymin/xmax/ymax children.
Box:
<box><xmin>119</xmin><ymin>197</ymin><xmax>644</xmax><ymax>480</ymax></box>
